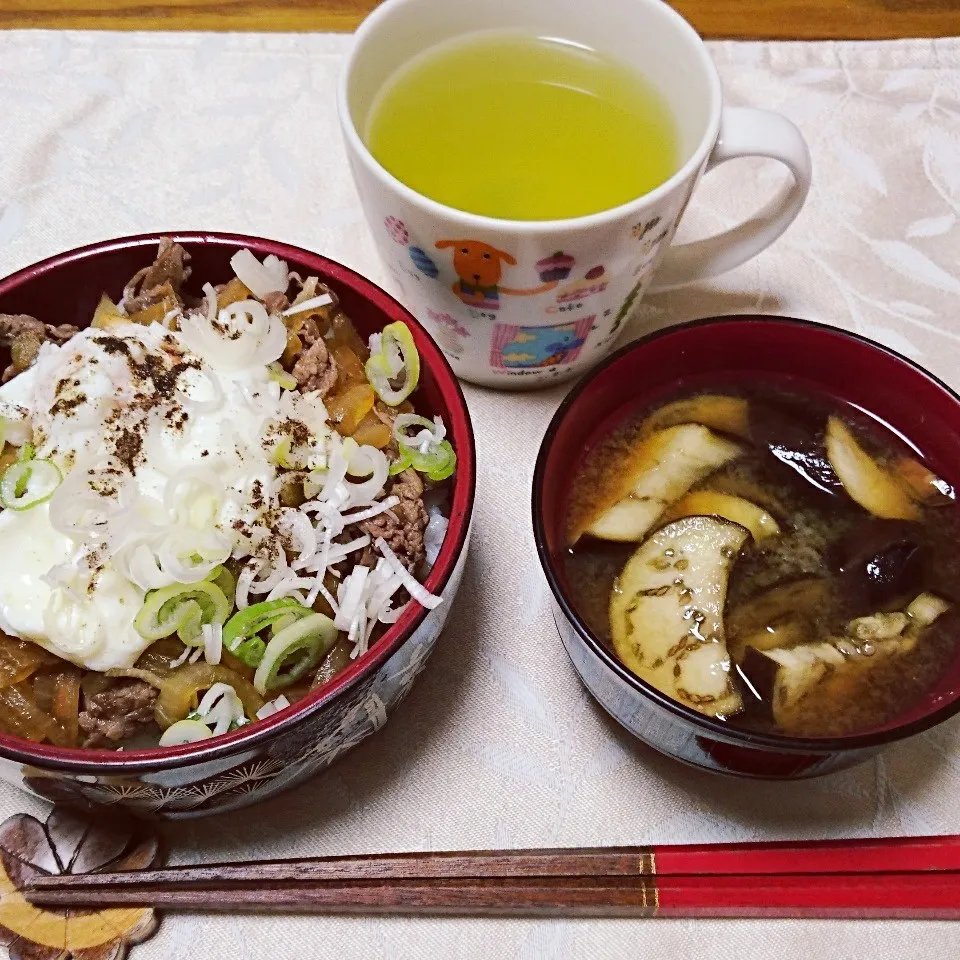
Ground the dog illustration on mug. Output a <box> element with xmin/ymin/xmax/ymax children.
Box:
<box><xmin>435</xmin><ymin>239</ymin><xmax>574</xmax><ymax>310</ymax></box>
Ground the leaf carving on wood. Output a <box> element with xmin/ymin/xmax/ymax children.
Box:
<box><xmin>0</xmin><ymin>805</ymin><xmax>161</xmax><ymax>960</ymax></box>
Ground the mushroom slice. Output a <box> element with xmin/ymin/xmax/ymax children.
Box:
<box><xmin>740</xmin><ymin>592</ymin><xmax>951</xmax><ymax>732</ymax></box>
<box><xmin>825</xmin><ymin>416</ymin><xmax>920</xmax><ymax>521</ymax></box>
<box><xmin>641</xmin><ymin>394</ymin><xmax>750</xmax><ymax>439</ymax></box>
<box><xmin>894</xmin><ymin>456</ymin><xmax>955</xmax><ymax>505</ymax></box>
<box><xmin>577</xmin><ymin>424</ymin><xmax>742</xmax><ymax>543</ymax></box>
<box><xmin>610</xmin><ymin>516</ymin><xmax>749</xmax><ymax>718</ymax></box>
<box><xmin>662</xmin><ymin>490</ymin><xmax>781</xmax><ymax>541</ymax></box>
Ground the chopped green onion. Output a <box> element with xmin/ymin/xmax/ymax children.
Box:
<box><xmin>407</xmin><ymin>439</ymin><xmax>456</xmax><ymax>481</ymax></box>
<box><xmin>365</xmin><ymin>321</ymin><xmax>420</xmax><ymax>406</ymax></box>
<box><xmin>270</xmin><ymin>436</ymin><xmax>297</xmax><ymax>469</ymax></box>
<box><xmin>17</xmin><ymin>443</ymin><xmax>34</xmax><ymax>463</ymax></box>
<box><xmin>268</xmin><ymin>361</ymin><xmax>298</xmax><ymax>391</ymax></box>
<box><xmin>0</xmin><ymin>459</ymin><xmax>62</xmax><ymax>511</ymax></box>
<box><xmin>159</xmin><ymin>718</ymin><xmax>214</xmax><ymax>746</ymax></box>
<box><xmin>222</xmin><ymin>598</ymin><xmax>314</xmax><ymax>668</ymax></box>
<box><xmin>387</xmin><ymin>412</ymin><xmax>456</xmax><ymax>481</ymax></box>
<box><xmin>253</xmin><ymin>612</ymin><xmax>338</xmax><ymax>694</ymax></box>
<box><xmin>135</xmin><ymin>580</ymin><xmax>231</xmax><ymax>645</ymax></box>
<box><xmin>389</xmin><ymin>448</ymin><xmax>414</xmax><ymax>476</ymax></box>
<box><xmin>390</xmin><ymin>439</ymin><xmax>456</xmax><ymax>482</ymax></box>
<box><xmin>208</xmin><ymin>564</ymin><xmax>236</xmax><ymax>601</ymax></box>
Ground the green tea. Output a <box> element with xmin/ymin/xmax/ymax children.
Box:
<box><xmin>364</xmin><ymin>31</ymin><xmax>680</xmax><ymax>221</ymax></box>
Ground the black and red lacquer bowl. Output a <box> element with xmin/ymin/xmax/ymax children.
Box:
<box><xmin>533</xmin><ymin>316</ymin><xmax>960</xmax><ymax>779</ymax></box>
<box><xmin>0</xmin><ymin>233</ymin><xmax>475</xmax><ymax>817</ymax></box>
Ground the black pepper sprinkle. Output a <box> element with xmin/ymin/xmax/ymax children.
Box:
<box><xmin>50</xmin><ymin>392</ymin><xmax>87</xmax><ymax>417</ymax></box>
<box><xmin>113</xmin><ymin>428</ymin><xmax>143</xmax><ymax>472</ymax></box>
<box><xmin>94</xmin><ymin>336</ymin><xmax>131</xmax><ymax>356</ymax></box>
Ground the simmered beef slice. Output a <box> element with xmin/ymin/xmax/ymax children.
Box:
<box><xmin>263</xmin><ymin>290</ymin><xmax>290</xmax><ymax>314</ymax></box>
<box><xmin>0</xmin><ymin>313</ymin><xmax>80</xmax><ymax>382</ymax></box>
<box><xmin>360</xmin><ymin>468</ymin><xmax>428</xmax><ymax>571</ymax></box>
<box><xmin>78</xmin><ymin>679</ymin><xmax>158</xmax><ymax>748</ymax></box>
<box><xmin>292</xmin><ymin>336</ymin><xmax>338</xmax><ymax>397</ymax></box>
<box><xmin>122</xmin><ymin>238</ymin><xmax>192</xmax><ymax>314</ymax></box>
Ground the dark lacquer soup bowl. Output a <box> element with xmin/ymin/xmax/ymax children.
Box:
<box><xmin>533</xmin><ymin>316</ymin><xmax>960</xmax><ymax>779</ymax></box>
<box><xmin>0</xmin><ymin>233</ymin><xmax>475</xmax><ymax>817</ymax></box>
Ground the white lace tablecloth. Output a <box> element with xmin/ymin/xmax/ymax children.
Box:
<box><xmin>1</xmin><ymin>30</ymin><xmax>960</xmax><ymax>958</ymax></box>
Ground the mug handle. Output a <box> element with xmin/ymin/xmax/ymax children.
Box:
<box><xmin>649</xmin><ymin>107</ymin><xmax>812</xmax><ymax>292</ymax></box>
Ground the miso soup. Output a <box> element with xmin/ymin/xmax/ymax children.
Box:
<box><xmin>563</xmin><ymin>382</ymin><xmax>960</xmax><ymax>738</ymax></box>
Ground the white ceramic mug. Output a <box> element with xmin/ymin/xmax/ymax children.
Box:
<box><xmin>338</xmin><ymin>0</ymin><xmax>812</xmax><ymax>389</ymax></box>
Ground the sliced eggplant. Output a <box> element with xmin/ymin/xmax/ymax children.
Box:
<box><xmin>727</xmin><ymin>618</ymin><xmax>807</xmax><ymax>665</ymax></box>
<box><xmin>829</xmin><ymin>519</ymin><xmax>924</xmax><ymax>609</ymax></box>
<box><xmin>825</xmin><ymin>416</ymin><xmax>920</xmax><ymax>521</ymax></box>
<box><xmin>610</xmin><ymin>516</ymin><xmax>749</xmax><ymax>718</ymax></box>
<box><xmin>740</xmin><ymin>642</ymin><xmax>847</xmax><ymax>723</ymax></box>
<box><xmin>579</xmin><ymin>424</ymin><xmax>742</xmax><ymax>543</ymax></box>
<box><xmin>641</xmin><ymin>394</ymin><xmax>751</xmax><ymax>440</ymax></box>
<box><xmin>661</xmin><ymin>490</ymin><xmax>781</xmax><ymax>541</ymax></box>
<box><xmin>749</xmin><ymin>404</ymin><xmax>844</xmax><ymax>496</ymax></box>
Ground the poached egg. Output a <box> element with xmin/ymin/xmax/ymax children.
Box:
<box><xmin>0</xmin><ymin>310</ymin><xmax>331</xmax><ymax>671</ymax></box>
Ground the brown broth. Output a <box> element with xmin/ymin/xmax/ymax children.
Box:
<box><xmin>564</xmin><ymin>381</ymin><xmax>960</xmax><ymax>738</ymax></box>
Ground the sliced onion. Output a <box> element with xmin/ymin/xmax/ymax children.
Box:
<box><xmin>157</xmin><ymin>527</ymin><xmax>233</xmax><ymax>584</ymax></box>
<box><xmin>195</xmin><ymin>681</ymin><xmax>245</xmax><ymax>735</ymax></box>
<box><xmin>158</xmin><ymin>718</ymin><xmax>213</xmax><ymax>746</ymax></box>
<box><xmin>178</xmin><ymin>298</ymin><xmax>286</xmax><ymax>372</ymax></box>
<box><xmin>255</xmin><ymin>693</ymin><xmax>291</xmax><ymax>720</ymax></box>
<box><xmin>120</xmin><ymin>542</ymin><xmax>171</xmax><ymax>592</ymax></box>
<box><xmin>393</xmin><ymin>413</ymin><xmax>446</xmax><ymax>455</ymax></box>
<box><xmin>283</xmin><ymin>510</ymin><xmax>318</xmax><ymax>570</ymax></box>
<box><xmin>176</xmin><ymin>364</ymin><xmax>224</xmax><ymax>415</ymax></box>
<box><xmin>235</xmin><ymin>563</ymin><xmax>258</xmax><ymax>610</ymax></box>
<box><xmin>281</xmin><ymin>293</ymin><xmax>332</xmax><ymax>317</ymax></box>
<box><xmin>343</xmin><ymin>444</ymin><xmax>389</xmax><ymax>507</ymax></box>
<box><xmin>247</xmin><ymin>558</ymin><xmax>291</xmax><ymax>595</ymax></box>
<box><xmin>49</xmin><ymin>485</ymin><xmax>115</xmax><ymax>539</ymax></box>
<box><xmin>314</xmin><ymin>441</ymin><xmax>349</xmax><ymax>505</ymax></box>
<box><xmin>202</xmin><ymin>622</ymin><xmax>223</xmax><ymax>665</ymax></box>
<box><xmin>230</xmin><ymin>249</ymin><xmax>289</xmax><ymax>300</ymax></box>
<box><xmin>266</xmin><ymin>575</ymin><xmax>316</xmax><ymax>602</ymax></box>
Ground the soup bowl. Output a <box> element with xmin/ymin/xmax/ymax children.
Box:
<box><xmin>0</xmin><ymin>233</ymin><xmax>475</xmax><ymax>817</ymax></box>
<box><xmin>533</xmin><ymin>316</ymin><xmax>960</xmax><ymax>778</ymax></box>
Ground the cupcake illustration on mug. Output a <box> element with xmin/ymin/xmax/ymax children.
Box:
<box><xmin>536</xmin><ymin>251</ymin><xmax>575</xmax><ymax>283</ymax></box>
<box><xmin>549</xmin><ymin>265</ymin><xmax>609</xmax><ymax>312</ymax></box>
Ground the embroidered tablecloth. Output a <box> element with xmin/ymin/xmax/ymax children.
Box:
<box><xmin>0</xmin><ymin>30</ymin><xmax>959</xmax><ymax>958</ymax></box>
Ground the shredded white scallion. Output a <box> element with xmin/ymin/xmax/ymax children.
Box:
<box><xmin>202</xmin><ymin>621</ymin><xmax>223</xmax><ymax>665</ymax></box>
<box><xmin>255</xmin><ymin>694</ymin><xmax>291</xmax><ymax>720</ymax></box>
<box><xmin>281</xmin><ymin>293</ymin><xmax>333</xmax><ymax>317</ymax></box>
<box><xmin>374</xmin><ymin>538</ymin><xmax>443</xmax><ymax>609</ymax></box>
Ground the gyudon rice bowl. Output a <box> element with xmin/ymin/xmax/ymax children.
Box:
<box><xmin>0</xmin><ymin>236</ymin><xmax>464</xmax><ymax>771</ymax></box>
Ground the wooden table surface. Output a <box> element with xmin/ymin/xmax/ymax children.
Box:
<box><xmin>0</xmin><ymin>0</ymin><xmax>958</xmax><ymax>38</ymax></box>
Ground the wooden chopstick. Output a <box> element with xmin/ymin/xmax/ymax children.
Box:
<box><xmin>25</xmin><ymin>834</ymin><xmax>960</xmax><ymax>898</ymax></box>
<box><xmin>25</xmin><ymin>872</ymin><xmax>960</xmax><ymax>919</ymax></box>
